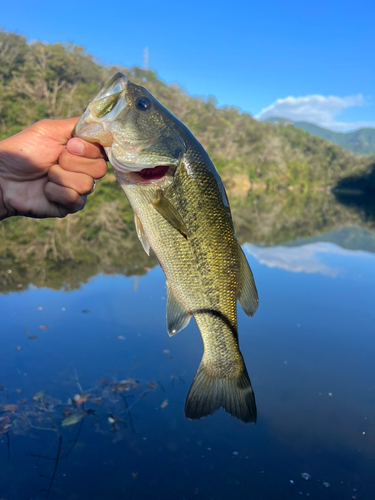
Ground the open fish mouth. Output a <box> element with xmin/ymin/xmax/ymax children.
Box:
<box><xmin>73</xmin><ymin>72</ymin><xmax>177</xmax><ymax>180</ymax></box>
<box><xmin>105</xmin><ymin>142</ymin><xmax>174</xmax><ymax>177</ymax></box>
<box><xmin>137</xmin><ymin>166</ymin><xmax>170</xmax><ymax>180</ymax></box>
<box><xmin>117</xmin><ymin>165</ymin><xmax>176</xmax><ymax>186</ymax></box>
<box><xmin>73</xmin><ymin>73</ymin><xmax>129</xmax><ymax>146</ymax></box>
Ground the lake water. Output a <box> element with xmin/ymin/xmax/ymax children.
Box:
<box><xmin>1</xmin><ymin>192</ymin><xmax>374</xmax><ymax>500</ymax></box>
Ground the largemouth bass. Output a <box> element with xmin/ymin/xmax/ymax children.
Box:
<box><xmin>73</xmin><ymin>73</ymin><xmax>259</xmax><ymax>423</ymax></box>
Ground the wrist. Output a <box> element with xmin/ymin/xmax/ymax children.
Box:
<box><xmin>0</xmin><ymin>138</ymin><xmax>16</xmax><ymax>221</ymax></box>
<box><xmin>0</xmin><ymin>182</ymin><xmax>8</xmax><ymax>221</ymax></box>
<box><xmin>0</xmin><ymin>141</ymin><xmax>8</xmax><ymax>220</ymax></box>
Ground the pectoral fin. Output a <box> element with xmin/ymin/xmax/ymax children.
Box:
<box><xmin>151</xmin><ymin>191</ymin><xmax>188</xmax><ymax>239</ymax></box>
<box><xmin>238</xmin><ymin>248</ymin><xmax>259</xmax><ymax>317</ymax></box>
<box><xmin>134</xmin><ymin>214</ymin><xmax>150</xmax><ymax>256</ymax></box>
<box><xmin>166</xmin><ymin>281</ymin><xmax>191</xmax><ymax>336</ymax></box>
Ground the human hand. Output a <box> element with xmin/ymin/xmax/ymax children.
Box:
<box><xmin>0</xmin><ymin>118</ymin><xmax>107</xmax><ymax>220</ymax></box>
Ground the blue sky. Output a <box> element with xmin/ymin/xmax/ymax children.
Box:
<box><xmin>2</xmin><ymin>0</ymin><xmax>374</xmax><ymax>131</ymax></box>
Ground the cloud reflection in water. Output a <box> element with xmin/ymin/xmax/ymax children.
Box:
<box><xmin>243</xmin><ymin>242</ymin><xmax>375</xmax><ymax>277</ymax></box>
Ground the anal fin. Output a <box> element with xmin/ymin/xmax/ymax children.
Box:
<box><xmin>134</xmin><ymin>214</ymin><xmax>150</xmax><ymax>256</ymax></box>
<box><xmin>238</xmin><ymin>247</ymin><xmax>259</xmax><ymax>317</ymax></box>
<box><xmin>166</xmin><ymin>281</ymin><xmax>191</xmax><ymax>336</ymax></box>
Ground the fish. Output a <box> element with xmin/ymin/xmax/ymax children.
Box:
<box><xmin>73</xmin><ymin>72</ymin><xmax>259</xmax><ymax>423</ymax></box>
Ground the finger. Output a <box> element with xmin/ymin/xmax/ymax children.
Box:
<box><xmin>48</xmin><ymin>164</ymin><xmax>95</xmax><ymax>195</ymax></box>
<box><xmin>67</xmin><ymin>138</ymin><xmax>106</xmax><ymax>160</ymax></box>
<box><xmin>59</xmin><ymin>149</ymin><xmax>107</xmax><ymax>178</ymax></box>
<box><xmin>44</xmin><ymin>181</ymin><xmax>86</xmax><ymax>215</ymax></box>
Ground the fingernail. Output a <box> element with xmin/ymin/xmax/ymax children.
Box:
<box><xmin>67</xmin><ymin>138</ymin><xmax>85</xmax><ymax>155</ymax></box>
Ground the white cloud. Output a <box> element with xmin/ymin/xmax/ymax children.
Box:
<box><xmin>256</xmin><ymin>94</ymin><xmax>375</xmax><ymax>132</ymax></box>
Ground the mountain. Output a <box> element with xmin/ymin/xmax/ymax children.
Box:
<box><xmin>264</xmin><ymin>117</ymin><xmax>375</xmax><ymax>155</ymax></box>
<box><xmin>0</xmin><ymin>28</ymin><xmax>373</xmax><ymax>193</ymax></box>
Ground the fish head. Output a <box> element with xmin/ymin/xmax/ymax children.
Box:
<box><xmin>73</xmin><ymin>72</ymin><xmax>185</xmax><ymax>185</ymax></box>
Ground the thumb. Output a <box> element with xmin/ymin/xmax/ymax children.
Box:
<box><xmin>38</xmin><ymin>117</ymin><xmax>80</xmax><ymax>145</ymax></box>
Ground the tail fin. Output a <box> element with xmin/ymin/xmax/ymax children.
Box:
<box><xmin>185</xmin><ymin>357</ymin><xmax>257</xmax><ymax>424</ymax></box>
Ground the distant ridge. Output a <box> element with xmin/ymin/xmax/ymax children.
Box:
<box><xmin>264</xmin><ymin>117</ymin><xmax>375</xmax><ymax>155</ymax></box>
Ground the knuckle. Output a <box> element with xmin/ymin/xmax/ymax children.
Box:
<box><xmin>47</xmin><ymin>165</ymin><xmax>61</xmax><ymax>183</ymax></box>
<box><xmin>90</xmin><ymin>160</ymin><xmax>107</xmax><ymax>179</ymax></box>
<box><xmin>98</xmin><ymin>158</ymin><xmax>108</xmax><ymax>174</ymax></box>
<box><xmin>82</xmin><ymin>177</ymin><xmax>94</xmax><ymax>193</ymax></box>
<box><xmin>74</xmin><ymin>196</ymin><xmax>86</xmax><ymax>213</ymax></box>
<box><xmin>57</xmin><ymin>149</ymin><xmax>70</xmax><ymax>168</ymax></box>
<box><xmin>48</xmin><ymin>163</ymin><xmax>59</xmax><ymax>174</ymax></box>
<box><xmin>33</xmin><ymin>119</ymin><xmax>52</xmax><ymax>133</ymax></box>
<box><xmin>67</xmin><ymin>190</ymin><xmax>80</xmax><ymax>206</ymax></box>
<box><xmin>92</xmin><ymin>159</ymin><xmax>107</xmax><ymax>178</ymax></box>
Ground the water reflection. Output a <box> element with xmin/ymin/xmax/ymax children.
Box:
<box><xmin>1</xmin><ymin>369</ymin><xmax>168</xmax><ymax>495</ymax></box>
<box><xmin>1</xmin><ymin>189</ymin><xmax>375</xmax><ymax>295</ymax></box>
<box><xmin>1</xmin><ymin>189</ymin><xmax>375</xmax><ymax>499</ymax></box>
<box><xmin>244</xmin><ymin>242</ymin><xmax>375</xmax><ymax>277</ymax></box>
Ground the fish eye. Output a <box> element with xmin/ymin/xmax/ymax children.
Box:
<box><xmin>135</xmin><ymin>96</ymin><xmax>151</xmax><ymax>111</ymax></box>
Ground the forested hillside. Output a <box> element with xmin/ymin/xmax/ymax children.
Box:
<box><xmin>1</xmin><ymin>28</ymin><xmax>373</xmax><ymax>193</ymax></box>
<box><xmin>265</xmin><ymin>118</ymin><xmax>375</xmax><ymax>156</ymax></box>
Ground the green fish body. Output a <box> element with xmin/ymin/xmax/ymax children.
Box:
<box><xmin>74</xmin><ymin>73</ymin><xmax>259</xmax><ymax>423</ymax></box>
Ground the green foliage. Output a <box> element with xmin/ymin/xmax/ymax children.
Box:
<box><xmin>0</xmin><ymin>29</ymin><xmax>107</xmax><ymax>133</ymax></box>
<box><xmin>0</xmin><ymin>25</ymin><xmax>373</xmax><ymax>197</ymax></box>
<box><xmin>0</xmin><ymin>28</ymin><xmax>372</xmax><ymax>190</ymax></box>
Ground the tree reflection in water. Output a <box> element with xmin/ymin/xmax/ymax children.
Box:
<box><xmin>1</xmin><ymin>187</ymin><xmax>375</xmax><ymax>295</ymax></box>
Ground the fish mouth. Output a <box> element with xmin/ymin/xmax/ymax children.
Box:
<box><xmin>73</xmin><ymin>71</ymin><xmax>180</xmax><ymax>186</ymax></box>
<box><xmin>73</xmin><ymin>72</ymin><xmax>129</xmax><ymax>145</ymax></box>
<box><xmin>124</xmin><ymin>165</ymin><xmax>175</xmax><ymax>185</ymax></box>
<box><xmin>137</xmin><ymin>166</ymin><xmax>170</xmax><ymax>180</ymax></box>
<box><xmin>107</xmin><ymin>144</ymin><xmax>179</xmax><ymax>185</ymax></box>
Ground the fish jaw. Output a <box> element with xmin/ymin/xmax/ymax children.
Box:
<box><xmin>73</xmin><ymin>73</ymin><xmax>148</xmax><ymax>171</ymax></box>
<box><xmin>73</xmin><ymin>72</ymin><xmax>129</xmax><ymax>147</ymax></box>
<box><xmin>73</xmin><ymin>72</ymin><xmax>185</xmax><ymax>177</ymax></box>
<box><xmin>73</xmin><ymin>72</ymin><xmax>160</xmax><ymax>173</ymax></box>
